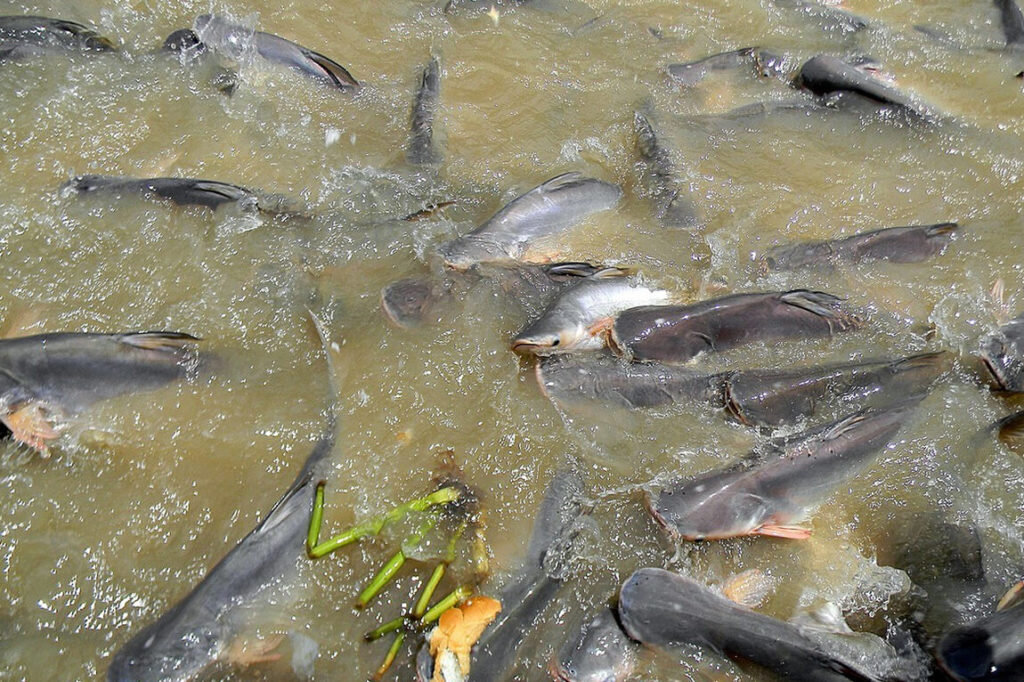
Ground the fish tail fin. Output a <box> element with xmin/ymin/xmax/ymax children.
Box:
<box><xmin>303</xmin><ymin>49</ymin><xmax>360</xmax><ymax>90</ymax></box>
<box><xmin>780</xmin><ymin>290</ymin><xmax>862</xmax><ymax>331</ymax></box>
<box><xmin>119</xmin><ymin>331</ymin><xmax>201</xmax><ymax>351</ymax></box>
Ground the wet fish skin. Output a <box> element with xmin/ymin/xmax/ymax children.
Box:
<box><xmin>407</xmin><ymin>56</ymin><xmax>442</xmax><ymax>166</ymax></box>
<box><xmin>762</xmin><ymin>223</ymin><xmax>957</xmax><ymax>271</ymax></box>
<box><xmin>610</xmin><ymin>290</ymin><xmax>861</xmax><ymax>365</ymax></box>
<box><xmin>107</xmin><ymin>433</ymin><xmax>334</xmax><ymax>682</ymax></box>
<box><xmin>189</xmin><ymin>14</ymin><xmax>359</xmax><ymax>92</ymax></box>
<box><xmin>437</xmin><ymin>173</ymin><xmax>622</xmax><ymax>271</ymax></box>
<box><xmin>619</xmin><ymin>568</ymin><xmax>882</xmax><ymax>682</ymax></box>
<box><xmin>647</xmin><ymin>404</ymin><xmax>911</xmax><ymax>541</ymax></box>
<box><xmin>770</xmin><ymin>0</ymin><xmax>868</xmax><ymax>35</ymax></box>
<box><xmin>553</xmin><ymin>607</ymin><xmax>637</xmax><ymax>682</ymax></box>
<box><xmin>0</xmin><ymin>15</ymin><xmax>116</xmax><ymax>59</ymax></box>
<box><xmin>535</xmin><ymin>352</ymin><xmax>727</xmax><ymax>410</ymax></box>
<box><xmin>796</xmin><ymin>55</ymin><xmax>923</xmax><ymax>116</ymax></box>
<box><xmin>979</xmin><ymin>312</ymin><xmax>1024</xmax><ymax>392</ymax></box>
<box><xmin>0</xmin><ymin>331</ymin><xmax>198</xmax><ymax>423</ymax></box>
<box><xmin>65</xmin><ymin>175</ymin><xmax>263</xmax><ymax>212</ymax></box>
<box><xmin>666</xmin><ymin>47</ymin><xmax>787</xmax><ymax>87</ymax></box>
<box><xmin>725</xmin><ymin>351</ymin><xmax>950</xmax><ymax>427</ymax></box>
<box><xmin>996</xmin><ymin>0</ymin><xmax>1024</xmax><ymax>46</ymax></box>
<box><xmin>937</xmin><ymin>588</ymin><xmax>1024</xmax><ymax>681</ymax></box>
<box><xmin>633</xmin><ymin>112</ymin><xmax>700</xmax><ymax>229</ymax></box>
<box><xmin>513</xmin><ymin>276</ymin><xmax>668</xmax><ymax>355</ymax></box>
<box><xmin>466</xmin><ymin>468</ymin><xmax>585</xmax><ymax>681</ymax></box>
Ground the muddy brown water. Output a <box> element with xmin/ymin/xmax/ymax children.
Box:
<box><xmin>1</xmin><ymin>0</ymin><xmax>1023</xmax><ymax>679</ymax></box>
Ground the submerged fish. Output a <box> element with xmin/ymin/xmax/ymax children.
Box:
<box><xmin>795</xmin><ymin>55</ymin><xmax>926</xmax><ymax>117</ymax></box>
<box><xmin>769</xmin><ymin>0</ymin><xmax>868</xmax><ymax>35</ymax></box>
<box><xmin>619</xmin><ymin>568</ymin><xmax>895</xmax><ymax>682</ymax></box>
<box><xmin>437</xmin><ymin>173</ymin><xmax>622</xmax><ymax>271</ymax></box>
<box><xmin>63</xmin><ymin>175</ymin><xmax>278</xmax><ymax>213</ymax></box>
<box><xmin>725</xmin><ymin>352</ymin><xmax>950</xmax><ymax>427</ymax></box>
<box><xmin>667</xmin><ymin>47</ymin><xmax>786</xmax><ymax>86</ymax></box>
<box><xmin>633</xmin><ymin>111</ymin><xmax>700</xmax><ymax>229</ymax></box>
<box><xmin>535</xmin><ymin>352</ymin><xmax>726</xmax><ymax>410</ymax></box>
<box><xmin>0</xmin><ymin>331</ymin><xmax>199</xmax><ymax>454</ymax></box>
<box><xmin>647</xmin><ymin>403</ymin><xmax>912</xmax><ymax>540</ymax></box>
<box><xmin>979</xmin><ymin>311</ymin><xmax>1024</xmax><ymax>391</ymax></box>
<box><xmin>610</xmin><ymin>290</ymin><xmax>861</xmax><ymax>365</ymax></box>
<box><xmin>408</xmin><ymin>56</ymin><xmax>442</xmax><ymax>166</ymax></box>
<box><xmin>761</xmin><ymin>223</ymin><xmax>957</xmax><ymax>271</ymax></box>
<box><xmin>513</xmin><ymin>275</ymin><xmax>669</xmax><ymax>355</ymax></box>
<box><xmin>552</xmin><ymin>606</ymin><xmax>637</xmax><ymax>682</ymax></box>
<box><xmin>417</xmin><ymin>468</ymin><xmax>585</xmax><ymax>682</ymax></box>
<box><xmin>937</xmin><ymin>581</ymin><xmax>1024</xmax><ymax>681</ymax></box>
<box><xmin>0</xmin><ymin>15</ymin><xmax>116</xmax><ymax>60</ymax></box>
<box><xmin>108</xmin><ymin>316</ymin><xmax>337</xmax><ymax>681</ymax></box>
<box><xmin>381</xmin><ymin>277</ymin><xmax>450</xmax><ymax>329</ymax></box>
<box><xmin>165</xmin><ymin>14</ymin><xmax>359</xmax><ymax>92</ymax></box>
<box><xmin>996</xmin><ymin>0</ymin><xmax>1024</xmax><ymax>47</ymax></box>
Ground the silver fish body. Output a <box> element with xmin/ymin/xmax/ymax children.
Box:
<box><xmin>762</xmin><ymin>223</ymin><xmax>957</xmax><ymax>271</ymax></box>
<box><xmin>619</xmin><ymin>568</ymin><xmax>883</xmax><ymax>682</ymax></box>
<box><xmin>647</xmin><ymin>404</ymin><xmax>912</xmax><ymax>540</ymax></box>
<box><xmin>553</xmin><ymin>607</ymin><xmax>637</xmax><ymax>682</ymax></box>
<box><xmin>513</xmin><ymin>277</ymin><xmax>668</xmax><ymax>355</ymax></box>
<box><xmin>0</xmin><ymin>15</ymin><xmax>116</xmax><ymax>59</ymax></box>
<box><xmin>437</xmin><ymin>173</ymin><xmax>622</xmax><ymax>271</ymax></box>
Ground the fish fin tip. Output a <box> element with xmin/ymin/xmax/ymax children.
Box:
<box><xmin>721</xmin><ymin>568</ymin><xmax>773</xmax><ymax>608</ymax></box>
<box><xmin>754</xmin><ymin>524</ymin><xmax>812</xmax><ymax>539</ymax></box>
<box><xmin>997</xmin><ymin>580</ymin><xmax>1024</xmax><ymax>611</ymax></box>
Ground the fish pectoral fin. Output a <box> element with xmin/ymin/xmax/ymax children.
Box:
<box><xmin>754</xmin><ymin>523</ymin><xmax>812</xmax><ymax>539</ymax></box>
<box><xmin>997</xmin><ymin>580</ymin><xmax>1024</xmax><ymax>612</ymax></box>
<box><xmin>302</xmin><ymin>49</ymin><xmax>360</xmax><ymax>90</ymax></box>
<box><xmin>3</xmin><ymin>402</ymin><xmax>60</xmax><ymax>456</ymax></box>
<box><xmin>226</xmin><ymin>633</ymin><xmax>286</xmax><ymax>667</ymax></box>
<box><xmin>587</xmin><ymin>317</ymin><xmax>614</xmax><ymax>338</ymax></box>
<box><xmin>119</xmin><ymin>331</ymin><xmax>201</xmax><ymax>351</ymax></box>
<box><xmin>721</xmin><ymin>568</ymin><xmax>773</xmax><ymax>608</ymax></box>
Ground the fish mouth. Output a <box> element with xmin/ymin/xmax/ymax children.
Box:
<box><xmin>980</xmin><ymin>355</ymin><xmax>1010</xmax><ymax>391</ymax></box>
<box><xmin>511</xmin><ymin>339</ymin><xmax>552</xmax><ymax>355</ymax></box>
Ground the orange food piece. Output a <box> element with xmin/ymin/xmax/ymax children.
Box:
<box><xmin>429</xmin><ymin>596</ymin><xmax>502</xmax><ymax>681</ymax></box>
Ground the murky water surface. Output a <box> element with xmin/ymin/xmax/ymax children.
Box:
<box><xmin>1</xmin><ymin>0</ymin><xmax>1023</xmax><ymax>679</ymax></box>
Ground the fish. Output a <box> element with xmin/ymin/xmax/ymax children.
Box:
<box><xmin>666</xmin><ymin>47</ymin><xmax>786</xmax><ymax>87</ymax></box>
<box><xmin>0</xmin><ymin>15</ymin><xmax>116</xmax><ymax>61</ymax></box>
<box><xmin>165</xmin><ymin>14</ymin><xmax>359</xmax><ymax>92</ymax></box>
<box><xmin>408</xmin><ymin>56</ymin><xmax>442</xmax><ymax>166</ymax></box>
<box><xmin>416</xmin><ymin>468</ymin><xmax>585</xmax><ymax>681</ymax></box>
<box><xmin>437</xmin><ymin>173</ymin><xmax>622</xmax><ymax>271</ymax></box>
<box><xmin>795</xmin><ymin>55</ymin><xmax>926</xmax><ymax>117</ymax></box>
<box><xmin>979</xmin><ymin>311</ymin><xmax>1024</xmax><ymax>391</ymax></box>
<box><xmin>108</xmin><ymin>314</ymin><xmax>338</xmax><ymax>681</ymax></box>
<box><xmin>609</xmin><ymin>290</ymin><xmax>861</xmax><ymax>365</ymax></box>
<box><xmin>618</xmin><ymin>568</ymin><xmax>890</xmax><ymax>681</ymax></box>
<box><xmin>761</xmin><ymin>223</ymin><xmax>958</xmax><ymax>271</ymax></box>
<box><xmin>937</xmin><ymin>581</ymin><xmax>1024</xmax><ymax>681</ymax></box>
<box><xmin>381</xmin><ymin>277</ymin><xmax>448</xmax><ymax>329</ymax></box>
<box><xmin>996</xmin><ymin>0</ymin><xmax>1024</xmax><ymax>47</ymax></box>
<box><xmin>633</xmin><ymin>111</ymin><xmax>700</xmax><ymax>229</ymax></box>
<box><xmin>551</xmin><ymin>607</ymin><xmax>637</xmax><ymax>682</ymax></box>
<box><xmin>725</xmin><ymin>351</ymin><xmax>950</xmax><ymax>427</ymax></box>
<box><xmin>466</xmin><ymin>468</ymin><xmax>585</xmax><ymax>680</ymax></box>
<box><xmin>769</xmin><ymin>0</ymin><xmax>868</xmax><ymax>35</ymax></box>
<box><xmin>535</xmin><ymin>352</ymin><xmax>727</xmax><ymax>410</ymax></box>
<box><xmin>513</xmin><ymin>275</ymin><xmax>669</xmax><ymax>355</ymax></box>
<box><xmin>0</xmin><ymin>331</ymin><xmax>200</xmax><ymax>454</ymax></box>
<box><xmin>63</xmin><ymin>175</ymin><xmax>299</xmax><ymax>216</ymax></box>
<box><xmin>646</xmin><ymin>403</ymin><xmax>913</xmax><ymax>541</ymax></box>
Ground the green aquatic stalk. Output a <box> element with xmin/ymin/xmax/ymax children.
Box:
<box><xmin>374</xmin><ymin>632</ymin><xmax>404</xmax><ymax>680</ymax></box>
<box><xmin>412</xmin><ymin>521</ymin><xmax>467</xmax><ymax>618</ymax></box>
<box><xmin>365</xmin><ymin>616</ymin><xmax>405</xmax><ymax>642</ymax></box>
<box><xmin>306</xmin><ymin>481</ymin><xmax>326</xmax><ymax>556</ymax></box>
<box><xmin>421</xmin><ymin>585</ymin><xmax>472</xmax><ymax>625</ymax></box>
<box><xmin>307</xmin><ymin>485</ymin><xmax>459</xmax><ymax>559</ymax></box>
<box><xmin>357</xmin><ymin>513</ymin><xmax>440</xmax><ymax>608</ymax></box>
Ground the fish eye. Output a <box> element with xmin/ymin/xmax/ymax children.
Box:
<box><xmin>551</xmin><ymin>338</ymin><xmax>559</xmax><ymax>346</ymax></box>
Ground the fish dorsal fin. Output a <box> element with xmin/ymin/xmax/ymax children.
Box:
<box><xmin>191</xmin><ymin>181</ymin><xmax>252</xmax><ymax>202</ymax></box>
<box><xmin>997</xmin><ymin>580</ymin><xmax>1024</xmax><ymax>612</ymax></box>
<box><xmin>537</xmin><ymin>172</ymin><xmax>584</xmax><ymax>193</ymax></box>
<box><xmin>996</xmin><ymin>411</ymin><xmax>1024</xmax><ymax>451</ymax></box>
<box><xmin>119</xmin><ymin>331</ymin><xmax>200</xmax><ymax>351</ymax></box>
<box><xmin>820</xmin><ymin>411</ymin><xmax>869</xmax><ymax>442</ymax></box>
<box><xmin>926</xmin><ymin>222</ymin><xmax>958</xmax><ymax>237</ymax></box>
<box><xmin>891</xmin><ymin>350</ymin><xmax>950</xmax><ymax>374</ymax></box>
<box><xmin>779</xmin><ymin>290</ymin><xmax>862</xmax><ymax>330</ymax></box>
<box><xmin>301</xmin><ymin>49</ymin><xmax>360</xmax><ymax>90</ymax></box>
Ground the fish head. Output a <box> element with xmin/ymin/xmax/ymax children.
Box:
<box><xmin>437</xmin><ymin>236</ymin><xmax>501</xmax><ymax>272</ymax></box>
<box><xmin>107</xmin><ymin>620</ymin><xmax>221</xmax><ymax>682</ymax></box>
<box><xmin>512</xmin><ymin>320</ymin><xmax>588</xmax><ymax>356</ymax></box>
<box><xmin>381</xmin><ymin>279</ymin><xmax>436</xmax><ymax>329</ymax></box>
<box><xmin>980</xmin><ymin>326</ymin><xmax>1024</xmax><ymax>391</ymax></box>
<box><xmin>937</xmin><ymin>625</ymin><xmax>996</xmax><ymax>681</ymax></box>
<box><xmin>649</xmin><ymin>476</ymin><xmax>771</xmax><ymax>541</ymax></box>
<box><xmin>162</xmin><ymin>29</ymin><xmax>203</xmax><ymax>55</ymax></box>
